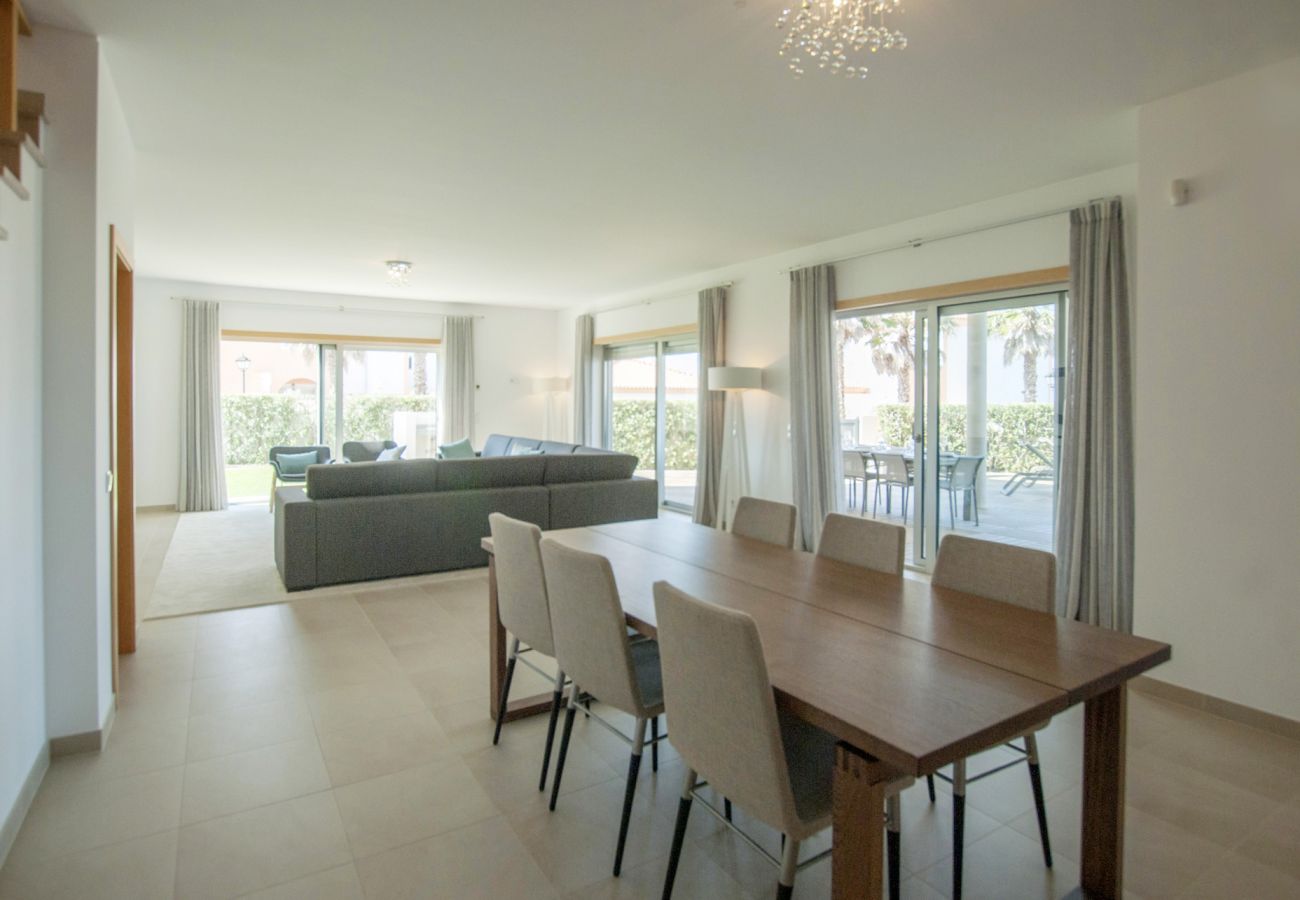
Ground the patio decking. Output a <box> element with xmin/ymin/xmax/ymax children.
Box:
<box><xmin>846</xmin><ymin>471</ymin><xmax>1055</xmax><ymax>564</ymax></box>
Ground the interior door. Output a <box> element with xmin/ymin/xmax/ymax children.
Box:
<box><xmin>108</xmin><ymin>226</ymin><xmax>136</xmax><ymax>686</ymax></box>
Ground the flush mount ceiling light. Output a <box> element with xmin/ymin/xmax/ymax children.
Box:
<box><xmin>385</xmin><ymin>259</ymin><xmax>413</xmax><ymax>286</ymax></box>
<box><xmin>776</xmin><ymin>0</ymin><xmax>908</xmax><ymax>80</ymax></box>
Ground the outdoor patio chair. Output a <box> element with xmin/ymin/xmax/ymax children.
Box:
<box><xmin>871</xmin><ymin>452</ymin><xmax>913</xmax><ymax>519</ymax></box>
<box><xmin>267</xmin><ymin>445</ymin><xmax>331</xmax><ymax>511</ymax></box>
<box><xmin>939</xmin><ymin>455</ymin><xmax>984</xmax><ymax>528</ymax></box>
<box><xmin>1002</xmin><ymin>440</ymin><xmax>1055</xmax><ymax>496</ymax></box>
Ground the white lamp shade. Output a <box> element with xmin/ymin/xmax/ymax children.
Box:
<box><xmin>708</xmin><ymin>366</ymin><xmax>762</xmax><ymax>392</ymax></box>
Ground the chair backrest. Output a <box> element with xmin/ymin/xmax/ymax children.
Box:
<box><xmin>731</xmin><ymin>497</ymin><xmax>797</xmax><ymax>549</ymax></box>
<box><xmin>342</xmin><ymin>440</ymin><xmax>396</xmax><ymax>462</ymax></box>
<box><xmin>817</xmin><ymin>513</ymin><xmax>906</xmax><ymax>576</ymax></box>
<box><xmin>932</xmin><ymin>534</ymin><xmax>1056</xmax><ymax>613</ymax></box>
<box><xmin>268</xmin><ymin>445</ymin><xmax>331</xmax><ymax>472</ymax></box>
<box><xmin>841</xmin><ymin>449</ymin><xmax>865</xmax><ymax>478</ymax></box>
<box><xmin>873</xmin><ymin>452</ymin><xmax>910</xmax><ymax>483</ymax></box>
<box><xmin>653</xmin><ymin>581</ymin><xmax>799</xmax><ymax>833</ymax></box>
<box><xmin>488</xmin><ymin>513</ymin><xmax>556</xmax><ymax>657</ymax></box>
<box><xmin>946</xmin><ymin>455</ymin><xmax>983</xmax><ymax>489</ymax></box>
<box><xmin>539</xmin><ymin>539</ymin><xmax>649</xmax><ymax>715</ymax></box>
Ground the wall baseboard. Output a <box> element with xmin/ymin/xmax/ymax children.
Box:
<box><xmin>136</xmin><ymin>503</ymin><xmax>177</xmax><ymax>512</ymax></box>
<box><xmin>48</xmin><ymin>698</ymin><xmax>117</xmax><ymax>758</ymax></box>
<box><xmin>1131</xmin><ymin>676</ymin><xmax>1300</xmax><ymax>742</ymax></box>
<box><xmin>0</xmin><ymin>741</ymin><xmax>49</xmax><ymax>870</ymax></box>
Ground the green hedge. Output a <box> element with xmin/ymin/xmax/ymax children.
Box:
<box><xmin>610</xmin><ymin>399</ymin><xmax>697</xmax><ymax>470</ymax></box>
<box><xmin>221</xmin><ymin>393</ymin><xmax>435</xmax><ymax>465</ymax></box>
<box><xmin>874</xmin><ymin>403</ymin><xmax>1053</xmax><ymax>473</ymax></box>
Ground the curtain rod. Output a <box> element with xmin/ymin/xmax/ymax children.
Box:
<box><xmin>778</xmin><ymin>196</ymin><xmax>1118</xmax><ymax>275</ymax></box>
<box><xmin>587</xmin><ymin>280</ymin><xmax>734</xmax><ymax>317</ymax></box>
<box><xmin>192</xmin><ymin>297</ymin><xmax>486</xmax><ymax>319</ymax></box>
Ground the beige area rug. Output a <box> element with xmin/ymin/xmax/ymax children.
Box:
<box><xmin>143</xmin><ymin>503</ymin><xmax>484</xmax><ymax>619</ymax></box>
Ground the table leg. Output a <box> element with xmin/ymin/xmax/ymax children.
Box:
<box><xmin>487</xmin><ymin>554</ymin><xmax>554</xmax><ymax>723</ymax></box>
<box><xmin>832</xmin><ymin>743</ymin><xmax>891</xmax><ymax>900</ymax></box>
<box><xmin>1078</xmin><ymin>684</ymin><xmax>1127</xmax><ymax>899</ymax></box>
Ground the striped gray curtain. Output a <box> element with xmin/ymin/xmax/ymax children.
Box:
<box><xmin>440</xmin><ymin>316</ymin><xmax>476</xmax><ymax>444</ymax></box>
<box><xmin>1056</xmin><ymin>198</ymin><xmax>1135</xmax><ymax>631</ymax></box>
<box><xmin>789</xmin><ymin>265</ymin><xmax>843</xmax><ymax>551</ymax></box>
<box><xmin>178</xmin><ymin>299</ymin><xmax>227</xmax><ymax>512</ymax></box>
<box><xmin>693</xmin><ymin>287</ymin><xmax>727</xmax><ymax>526</ymax></box>
<box><xmin>572</xmin><ymin>314</ymin><xmax>596</xmax><ymax>445</ymax></box>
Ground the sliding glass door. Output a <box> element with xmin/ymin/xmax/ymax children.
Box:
<box><xmin>604</xmin><ymin>336</ymin><xmax>699</xmax><ymax>512</ymax></box>
<box><xmin>837</xmin><ymin>288</ymin><xmax>1065</xmax><ymax>570</ymax></box>
<box><xmin>220</xmin><ymin>336</ymin><xmax>438</xmax><ymax>504</ymax></box>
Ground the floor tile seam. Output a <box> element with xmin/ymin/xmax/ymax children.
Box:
<box><xmin>1127</xmin><ymin>751</ymin><xmax>1287</xmax><ymax>829</ymax></box>
<box><xmin>910</xmin><ymin>821</ymin><xmax>1082</xmax><ymax>889</ymax></box>
<box><xmin>3</xmin><ymin>821</ymin><xmax>182</xmax><ymax>878</ymax></box>
<box><xmin>340</xmin><ymin>801</ymin><xmax>503</xmax><ymax>865</ymax></box>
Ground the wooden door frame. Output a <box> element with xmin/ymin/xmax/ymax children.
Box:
<box><xmin>108</xmin><ymin>225</ymin><xmax>135</xmax><ymax>690</ymax></box>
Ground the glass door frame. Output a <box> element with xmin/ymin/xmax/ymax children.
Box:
<box><xmin>839</xmin><ymin>284</ymin><xmax>1067</xmax><ymax>573</ymax></box>
<box><xmin>601</xmin><ymin>335</ymin><xmax>700</xmax><ymax>513</ymax></box>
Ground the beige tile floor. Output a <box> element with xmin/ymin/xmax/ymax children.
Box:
<box><xmin>3</xmin><ymin>536</ymin><xmax>1299</xmax><ymax>898</ymax></box>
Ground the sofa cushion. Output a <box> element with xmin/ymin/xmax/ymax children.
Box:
<box><xmin>439</xmin><ymin>438</ymin><xmax>476</xmax><ymax>459</ymax></box>
<box><xmin>275</xmin><ymin>450</ymin><xmax>319</xmax><ymax>476</ymax></box>
<box><xmin>307</xmin><ymin>459</ymin><xmax>438</xmax><ymax>499</ymax></box>
<box><xmin>436</xmin><ymin>455</ymin><xmax>547</xmax><ymax>491</ymax></box>
<box><xmin>543</xmin><ymin>452</ymin><xmax>638</xmax><ymax>484</ymax></box>
<box><xmin>481</xmin><ymin>434</ymin><xmax>511</xmax><ymax>457</ymax></box>
<box><xmin>376</xmin><ymin>445</ymin><xmax>406</xmax><ymax>461</ymax></box>
<box><xmin>506</xmin><ymin>438</ymin><xmax>541</xmax><ymax>455</ymax></box>
<box><xmin>539</xmin><ymin>441</ymin><xmax>579</xmax><ymax>455</ymax></box>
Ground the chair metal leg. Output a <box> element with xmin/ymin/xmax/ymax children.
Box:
<box><xmin>926</xmin><ymin>773</ymin><xmax>936</xmax><ymax>803</ymax></box>
<box><xmin>661</xmin><ymin>770</ymin><xmax>696</xmax><ymax>900</ymax></box>
<box><xmin>887</xmin><ymin>793</ymin><xmax>902</xmax><ymax>900</ymax></box>
<box><xmin>538</xmin><ymin>668</ymin><xmax>565</xmax><ymax>791</ymax></box>
<box><xmin>972</xmin><ymin>486</ymin><xmax>980</xmax><ymax>526</ymax></box>
<box><xmin>952</xmin><ymin>759</ymin><xmax>967</xmax><ymax>900</ymax></box>
<box><xmin>724</xmin><ymin>797</ymin><xmax>732</xmax><ymax>821</ymax></box>
<box><xmin>613</xmin><ymin>718</ymin><xmax>648</xmax><ymax>876</ymax></box>
<box><xmin>1025</xmin><ymin>735</ymin><xmax>1053</xmax><ymax>867</ymax></box>
<box><xmin>651</xmin><ymin>715</ymin><xmax>659</xmax><ymax>773</ymax></box>
<box><xmin>776</xmin><ymin>836</ymin><xmax>799</xmax><ymax>899</ymax></box>
<box><xmin>548</xmin><ymin>687</ymin><xmax>580</xmax><ymax>811</ymax></box>
<box><xmin>492</xmin><ymin>639</ymin><xmax>519</xmax><ymax>746</ymax></box>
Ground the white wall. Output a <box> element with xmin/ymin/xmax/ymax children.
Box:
<box><xmin>134</xmin><ymin>280</ymin><xmax>560</xmax><ymax>507</ymax></box>
<box><xmin>1132</xmin><ymin>57</ymin><xmax>1300</xmax><ymax>721</ymax></box>
<box><xmin>559</xmin><ymin>165</ymin><xmax>1137</xmax><ymax>508</ymax></box>
<box><xmin>25</xmin><ymin>26</ymin><xmax>117</xmax><ymax>740</ymax></box>
<box><xmin>0</xmin><ymin>147</ymin><xmax>46</xmax><ymax>858</ymax></box>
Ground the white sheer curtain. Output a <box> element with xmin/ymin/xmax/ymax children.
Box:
<box><xmin>439</xmin><ymin>316</ymin><xmax>475</xmax><ymax>445</ymax></box>
<box><xmin>1056</xmin><ymin>198</ymin><xmax>1135</xmax><ymax>631</ymax></box>
<box><xmin>789</xmin><ymin>265</ymin><xmax>842</xmax><ymax>551</ymax></box>
<box><xmin>178</xmin><ymin>299</ymin><xmax>227</xmax><ymax>512</ymax></box>
<box><xmin>572</xmin><ymin>314</ymin><xmax>597</xmax><ymax>445</ymax></box>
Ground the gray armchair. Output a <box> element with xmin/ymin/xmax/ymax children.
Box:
<box><xmin>341</xmin><ymin>440</ymin><xmax>399</xmax><ymax>463</ymax></box>
<box><xmin>268</xmin><ymin>445</ymin><xmax>331</xmax><ymax>511</ymax></box>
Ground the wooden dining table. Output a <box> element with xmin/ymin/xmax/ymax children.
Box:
<box><xmin>481</xmin><ymin>517</ymin><xmax>1170</xmax><ymax>900</ymax></box>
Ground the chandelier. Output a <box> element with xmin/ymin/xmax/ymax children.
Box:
<box><xmin>776</xmin><ymin>0</ymin><xmax>908</xmax><ymax>79</ymax></box>
<box><xmin>385</xmin><ymin>259</ymin><xmax>413</xmax><ymax>286</ymax></box>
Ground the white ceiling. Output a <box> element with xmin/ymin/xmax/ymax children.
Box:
<box><xmin>26</xmin><ymin>1</ymin><xmax>1300</xmax><ymax>307</ymax></box>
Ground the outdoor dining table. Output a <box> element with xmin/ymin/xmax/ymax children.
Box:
<box><xmin>482</xmin><ymin>516</ymin><xmax>1170</xmax><ymax>899</ymax></box>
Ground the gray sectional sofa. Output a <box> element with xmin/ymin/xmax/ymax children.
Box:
<box><xmin>273</xmin><ymin>434</ymin><xmax>658</xmax><ymax>590</ymax></box>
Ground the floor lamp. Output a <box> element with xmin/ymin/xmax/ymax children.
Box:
<box><xmin>532</xmin><ymin>376</ymin><xmax>570</xmax><ymax>440</ymax></box>
<box><xmin>708</xmin><ymin>366</ymin><xmax>762</xmax><ymax>530</ymax></box>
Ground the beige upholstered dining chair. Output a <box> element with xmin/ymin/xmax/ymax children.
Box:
<box><xmin>487</xmin><ymin>514</ymin><xmax>567</xmax><ymax>793</ymax></box>
<box><xmin>539</xmin><ymin>539</ymin><xmax>667</xmax><ymax>877</ymax></box>
<box><xmin>818</xmin><ymin>513</ymin><xmax>906</xmax><ymax>576</ymax></box>
<box><xmin>653</xmin><ymin>581</ymin><xmax>910</xmax><ymax>900</ymax></box>
<box><xmin>929</xmin><ymin>533</ymin><xmax>1057</xmax><ymax>899</ymax></box>
<box><xmin>731</xmin><ymin>496</ymin><xmax>798</xmax><ymax>549</ymax></box>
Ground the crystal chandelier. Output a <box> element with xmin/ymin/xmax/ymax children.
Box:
<box><xmin>385</xmin><ymin>259</ymin><xmax>413</xmax><ymax>286</ymax></box>
<box><xmin>776</xmin><ymin>0</ymin><xmax>908</xmax><ymax>80</ymax></box>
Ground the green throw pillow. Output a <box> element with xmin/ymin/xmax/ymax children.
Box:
<box><xmin>439</xmin><ymin>438</ymin><xmax>475</xmax><ymax>459</ymax></box>
<box><xmin>275</xmin><ymin>450</ymin><xmax>318</xmax><ymax>476</ymax></box>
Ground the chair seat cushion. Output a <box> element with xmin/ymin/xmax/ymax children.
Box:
<box><xmin>275</xmin><ymin>450</ymin><xmax>318</xmax><ymax>476</ymax></box>
<box><xmin>628</xmin><ymin>638</ymin><xmax>665</xmax><ymax>714</ymax></box>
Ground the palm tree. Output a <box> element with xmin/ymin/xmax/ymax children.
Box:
<box><xmin>835</xmin><ymin>317</ymin><xmax>869</xmax><ymax>420</ymax></box>
<box><xmin>991</xmin><ymin>307</ymin><xmax>1054</xmax><ymax>402</ymax></box>
<box><xmin>860</xmin><ymin>314</ymin><xmax>917</xmax><ymax>403</ymax></box>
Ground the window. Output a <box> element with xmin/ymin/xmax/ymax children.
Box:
<box><xmin>219</xmin><ymin>334</ymin><xmax>439</xmax><ymax>504</ymax></box>
<box><xmin>836</xmin><ymin>289</ymin><xmax>1065</xmax><ymax>569</ymax></box>
<box><xmin>603</xmin><ymin>335</ymin><xmax>699</xmax><ymax>511</ymax></box>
